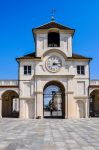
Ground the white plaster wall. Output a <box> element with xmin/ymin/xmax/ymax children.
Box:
<box><xmin>19</xmin><ymin>77</ymin><xmax>35</xmax><ymax>118</ymax></box>
<box><xmin>19</xmin><ymin>52</ymin><xmax>89</xmax><ymax>96</ymax></box>
<box><xmin>20</xmin><ymin>98</ymin><xmax>35</xmax><ymax>119</ymax></box>
<box><xmin>19</xmin><ymin>80</ymin><xmax>34</xmax><ymax>98</ymax></box>
<box><xmin>73</xmin><ymin>79</ymin><xmax>89</xmax><ymax>97</ymax></box>
<box><xmin>60</xmin><ymin>33</ymin><xmax>72</xmax><ymax>57</ymax></box>
<box><xmin>35</xmin><ymin>31</ymin><xmax>72</xmax><ymax>58</ymax></box>
<box><xmin>36</xmin><ymin>33</ymin><xmax>47</xmax><ymax>57</ymax></box>
<box><xmin>74</xmin><ymin>61</ymin><xmax>89</xmax><ymax>79</ymax></box>
<box><xmin>19</xmin><ymin>60</ymin><xmax>35</xmax><ymax>81</ymax></box>
<box><xmin>18</xmin><ymin>51</ymin><xmax>90</xmax><ymax>119</ymax></box>
<box><xmin>35</xmin><ymin>53</ymin><xmax>89</xmax><ymax>79</ymax></box>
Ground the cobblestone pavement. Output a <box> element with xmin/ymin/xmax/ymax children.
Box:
<box><xmin>0</xmin><ymin>118</ymin><xmax>99</xmax><ymax>150</ymax></box>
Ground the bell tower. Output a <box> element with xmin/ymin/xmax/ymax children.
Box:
<box><xmin>32</xmin><ymin>20</ymin><xmax>75</xmax><ymax>57</ymax></box>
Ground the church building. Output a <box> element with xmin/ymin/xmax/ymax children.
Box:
<box><xmin>0</xmin><ymin>19</ymin><xmax>99</xmax><ymax>119</ymax></box>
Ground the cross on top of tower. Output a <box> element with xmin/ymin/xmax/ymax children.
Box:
<box><xmin>51</xmin><ymin>9</ymin><xmax>56</xmax><ymax>22</ymax></box>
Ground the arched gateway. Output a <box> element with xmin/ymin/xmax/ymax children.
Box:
<box><xmin>90</xmin><ymin>89</ymin><xmax>99</xmax><ymax>117</ymax></box>
<box><xmin>2</xmin><ymin>90</ymin><xmax>19</xmax><ymax>118</ymax></box>
<box><xmin>43</xmin><ymin>81</ymin><xmax>65</xmax><ymax>118</ymax></box>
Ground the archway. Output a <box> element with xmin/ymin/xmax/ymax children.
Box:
<box><xmin>43</xmin><ymin>81</ymin><xmax>65</xmax><ymax>118</ymax></box>
<box><xmin>2</xmin><ymin>90</ymin><xmax>19</xmax><ymax>118</ymax></box>
<box><xmin>90</xmin><ymin>89</ymin><xmax>99</xmax><ymax>117</ymax></box>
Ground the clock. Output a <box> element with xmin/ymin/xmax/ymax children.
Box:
<box><xmin>46</xmin><ymin>56</ymin><xmax>62</xmax><ymax>72</ymax></box>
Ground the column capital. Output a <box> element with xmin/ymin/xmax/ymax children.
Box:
<box><xmin>65</xmin><ymin>92</ymin><xmax>74</xmax><ymax>94</ymax></box>
<box><xmin>0</xmin><ymin>99</ymin><xmax>2</xmax><ymax>118</ymax></box>
<box><xmin>34</xmin><ymin>92</ymin><xmax>43</xmax><ymax>94</ymax></box>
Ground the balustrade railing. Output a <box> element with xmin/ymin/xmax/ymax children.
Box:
<box><xmin>0</xmin><ymin>80</ymin><xmax>99</xmax><ymax>86</ymax></box>
<box><xmin>0</xmin><ymin>80</ymin><xmax>18</xmax><ymax>86</ymax></box>
<box><xmin>90</xmin><ymin>80</ymin><xmax>99</xmax><ymax>86</ymax></box>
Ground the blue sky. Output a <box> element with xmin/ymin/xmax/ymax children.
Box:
<box><xmin>0</xmin><ymin>0</ymin><xmax>99</xmax><ymax>79</ymax></box>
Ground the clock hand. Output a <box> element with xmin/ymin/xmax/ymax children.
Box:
<box><xmin>53</xmin><ymin>63</ymin><xmax>61</xmax><ymax>65</ymax></box>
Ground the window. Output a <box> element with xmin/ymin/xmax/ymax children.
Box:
<box><xmin>77</xmin><ymin>66</ymin><xmax>85</xmax><ymax>75</ymax></box>
<box><xmin>48</xmin><ymin>32</ymin><xmax>60</xmax><ymax>47</ymax></box>
<box><xmin>24</xmin><ymin>66</ymin><xmax>31</xmax><ymax>75</ymax></box>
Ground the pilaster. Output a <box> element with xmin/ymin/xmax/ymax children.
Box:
<box><xmin>0</xmin><ymin>99</ymin><xmax>2</xmax><ymax>118</ymax></box>
<box><xmin>65</xmin><ymin>93</ymin><xmax>68</xmax><ymax>118</ymax></box>
<box><xmin>85</xmin><ymin>98</ymin><xmax>89</xmax><ymax>118</ymax></box>
<box><xmin>36</xmin><ymin>92</ymin><xmax>43</xmax><ymax>118</ymax></box>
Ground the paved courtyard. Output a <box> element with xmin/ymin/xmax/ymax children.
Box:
<box><xmin>0</xmin><ymin>118</ymin><xmax>99</xmax><ymax>150</ymax></box>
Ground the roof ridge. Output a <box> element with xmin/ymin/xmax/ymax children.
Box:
<box><xmin>72</xmin><ymin>53</ymin><xmax>92</xmax><ymax>58</ymax></box>
<box><xmin>16</xmin><ymin>51</ymin><xmax>92</xmax><ymax>61</ymax></box>
<box><xmin>32</xmin><ymin>21</ymin><xmax>52</xmax><ymax>30</ymax></box>
<box><xmin>24</xmin><ymin>52</ymin><xmax>35</xmax><ymax>56</ymax></box>
<box><xmin>33</xmin><ymin>21</ymin><xmax>75</xmax><ymax>31</ymax></box>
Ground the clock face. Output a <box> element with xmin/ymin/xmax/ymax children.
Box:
<box><xmin>46</xmin><ymin>56</ymin><xmax>62</xmax><ymax>72</ymax></box>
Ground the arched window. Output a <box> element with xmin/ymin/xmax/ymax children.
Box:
<box><xmin>48</xmin><ymin>32</ymin><xmax>60</xmax><ymax>47</ymax></box>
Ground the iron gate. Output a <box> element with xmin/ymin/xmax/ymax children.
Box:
<box><xmin>43</xmin><ymin>92</ymin><xmax>64</xmax><ymax>118</ymax></box>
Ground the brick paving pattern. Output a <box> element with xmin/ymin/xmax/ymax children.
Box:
<box><xmin>0</xmin><ymin>118</ymin><xmax>99</xmax><ymax>150</ymax></box>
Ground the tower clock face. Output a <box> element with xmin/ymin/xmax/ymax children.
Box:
<box><xmin>46</xmin><ymin>56</ymin><xmax>62</xmax><ymax>72</ymax></box>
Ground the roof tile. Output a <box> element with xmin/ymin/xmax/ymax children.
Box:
<box><xmin>33</xmin><ymin>21</ymin><xmax>75</xmax><ymax>31</ymax></box>
<box><xmin>16</xmin><ymin>52</ymin><xmax>92</xmax><ymax>61</ymax></box>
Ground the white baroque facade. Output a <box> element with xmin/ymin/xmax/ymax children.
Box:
<box><xmin>0</xmin><ymin>21</ymin><xmax>99</xmax><ymax>119</ymax></box>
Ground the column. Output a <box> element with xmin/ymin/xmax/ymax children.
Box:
<box><xmin>65</xmin><ymin>93</ymin><xmax>68</xmax><ymax>118</ymax></box>
<box><xmin>36</xmin><ymin>92</ymin><xmax>43</xmax><ymax>119</ymax></box>
<box><xmin>0</xmin><ymin>99</ymin><xmax>2</xmax><ymax>118</ymax></box>
<box><xmin>85</xmin><ymin>98</ymin><xmax>89</xmax><ymax>118</ymax></box>
<box><xmin>34</xmin><ymin>93</ymin><xmax>37</xmax><ymax>119</ymax></box>
<box><xmin>19</xmin><ymin>99</ymin><xmax>26</xmax><ymax>118</ymax></box>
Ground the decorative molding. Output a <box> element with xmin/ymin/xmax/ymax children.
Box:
<box><xmin>89</xmin><ymin>85</ymin><xmax>99</xmax><ymax>88</ymax></box>
<box><xmin>39</xmin><ymin>64</ymin><xmax>46</xmax><ymax>72</ymax></box>
<box><xmin>74</xmin><ymin>78</ymin><xmax>89</xmax><ymax>80</ymax></box>
<box><xmin>19</xmin><ymin>97</ymin><xmax>34</xmax><ymax>100</ymax></box>
<box><xmin>64</xmin><ymin>37</ymin><xmax>68</xmax><ymax>51</ymax></box>
<box><xmin>66</xmin><ymin>91</ymin><xmax>74</xmax><ymax>94</ymax></box>
<box><xmin>34</xmin><ymin>75</ymin><xmax>75</xmax><ymax>78</ymax></box>
<box><xmin>0</xmin><ymin>86</ymin><xmax>19</xmax><ymax>88</ymax></box>
<box><xmin>74</xmin><ymin>96</ymin><xmax>89</xmax><ymax>99</ymax></box>
<box><xmin>39</xmin><ymin>37</ymin><xmax>45</xmax><ymax>49</ymax></box>
<box><xmin>34</xmin><ymin>92</ymin><xmax>43</xmax><ymax>94</ymax></box>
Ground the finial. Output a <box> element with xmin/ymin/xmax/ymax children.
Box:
<box><xmin>51</xmin><ymin>9</ymin><xmax>56</xmax><ymax>22</ymax></box>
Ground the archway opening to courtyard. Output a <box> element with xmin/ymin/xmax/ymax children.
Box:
<box><xmin>2</xmin><ymin>90</ymin><xmax>19</xmax><ymax>118</ymax></box>
<box><xmin>90</xmin><ymin>89</ymin><xmax>99</xmax><ymax>117</ymax></box>
<box><xmin>43</xmin><ymin>81</ymin><xmax>65</xmax><ymax>118</ymax></box>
